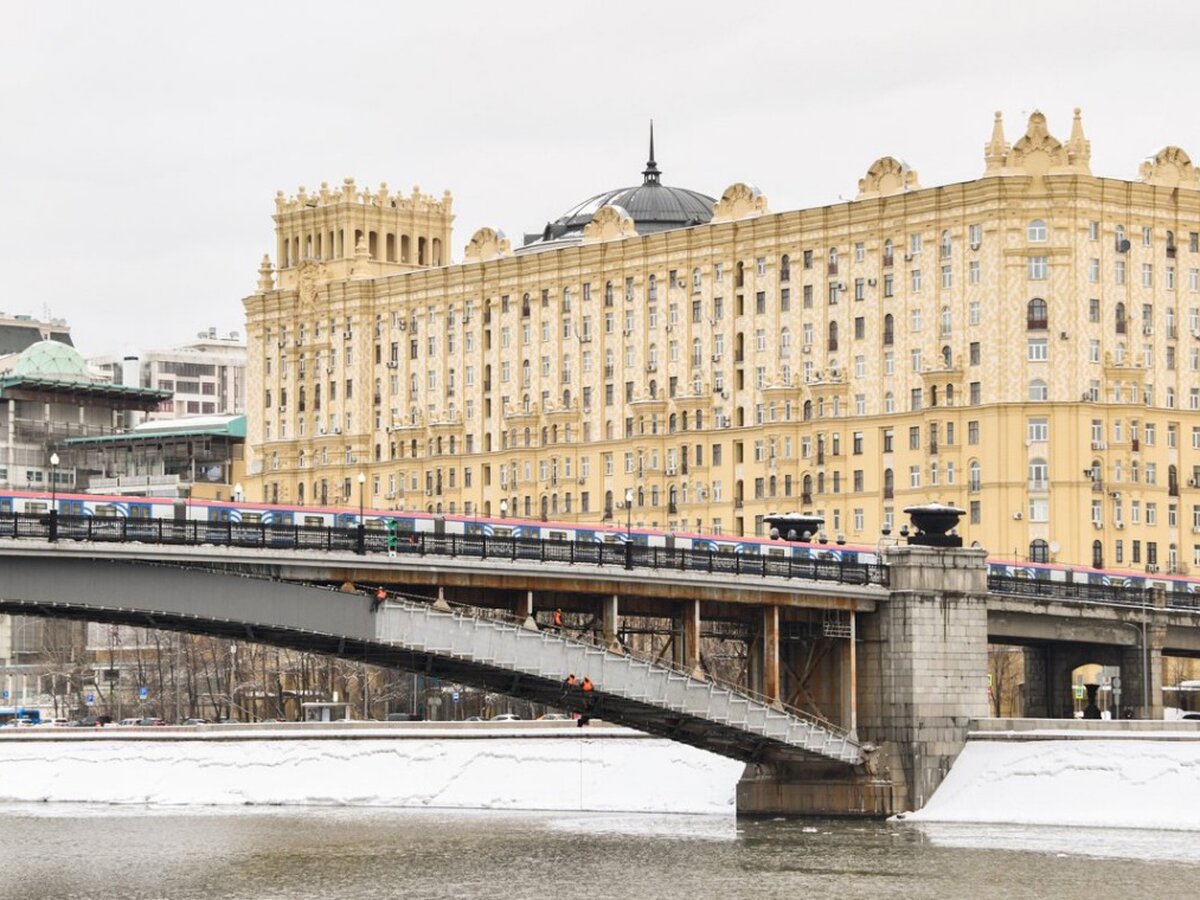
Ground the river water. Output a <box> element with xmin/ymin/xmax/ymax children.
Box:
<box><xmin>0</xmin><ymin>805</ymin><xmax>1194</xmax><ymax>900</ymax></box>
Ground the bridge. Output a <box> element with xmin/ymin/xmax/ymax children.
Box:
<box><xmin>1</xmin><ymin>513</ymin><xmax>1199</xmax><ymax>815</ymax></box>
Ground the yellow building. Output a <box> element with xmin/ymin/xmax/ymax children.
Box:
<box><xmin>244</xmin><ymin>110</ymin><xmax>1200</xmax><ymax>573</ymax></box>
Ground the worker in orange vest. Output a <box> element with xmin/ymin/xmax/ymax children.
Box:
<box><xmin>553</xmin><ymin>608</ymin><xmax>564</xmax><ymax>628</ymax></box>
<box><xmin>372</xmin><ymin>586</ymin><xmax>387</xmax><ymax>612</ymax></box>
<box><xmin>578</xmin><ymin>675</ymin><xmax>595</xmax><ymax>727</ymax></box>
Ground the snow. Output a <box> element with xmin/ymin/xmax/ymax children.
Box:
<box><xmin>902</xmin><ymin>734</ymin><xmax>1200</xmax><ymax>831</ymax></box>
<box><xmin>0</xmin><ymin>727</ymin><xmax>744</xmax><ymax>815</ymax></box>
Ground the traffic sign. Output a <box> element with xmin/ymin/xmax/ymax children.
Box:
<box><xmin>452</xmin><ymin>690</ymin><xmax>460</xmax><ymax>703</ymax></box>
<box><xmin>138</xmin><ymin>686</ymin><xmax>148</xmax><ymax>700</ymax></box>
<box><xmin>85</xmin><ymin>693</ymin><xmax>95</xmax><ymax>706</ymax></box>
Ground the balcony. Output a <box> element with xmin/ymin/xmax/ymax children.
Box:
<box><xmin>883</xmin><ymin>254</ymin><xmax>894</xmax><ymax>268</ymax></box>
<box><xmin>1028</xmin><ymin>479</ymin><xmax>1049</xmax><ymax>492</ymax></box>
<box><xmin>1026</xmin><ymin>318</ymin><xmax>1048</xmax><ymax>331</ymax></box>
<box><xmin>801</xmin><ymin>491</ymin><xmax>813</xmax><ymax>505</ymax></box>
<box><xmin>827</xmin><ymin>262</ymin><xmax>838</xmax><ymax>276</ymax></box>
<box><xmin>1092</xmin><ymin>479</ymin><xmax>1105</xmax><ymax>492</ymax></box>
<box><xmin>883</xmin><ymin>486</ymin><xmax>894</xmax><ymax>500</ymax></box>
<box><xmin>668</xmin><ymin>501</ymin><xmax>678</xmax><ymax>514</ymax></box>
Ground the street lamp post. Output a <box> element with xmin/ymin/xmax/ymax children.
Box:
<box><xmin>356</xmin><ymin>472</ymin><xmax>367</xmax><ymax>555</ymax></box>
<box><xmin>624</xmin><ymin>487</ymin><xmax>634</xmax><ymax>570</ymax></box>
<box><xmin>48</xmin><ymin>452</ymin><xmax>59</xmax><ymax>542</ymax></box>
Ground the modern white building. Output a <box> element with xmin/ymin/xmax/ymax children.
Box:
<box><xmin>91</xmin><ymin>328</ymin><xmax>246</xmax><ymax>422</ymax></box>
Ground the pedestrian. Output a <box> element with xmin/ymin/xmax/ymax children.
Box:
<box><xmin>372</xmin><ymin>586</ymin><xmax>387</xmax><ymax>612</ymax></box>
<box><xmin>553</xmin><ymin>608</ymin><xmax>563</xmax><ymax>628</ymax></box>
<box><xmin>578</xmin><ymin>675</ymin><xmax>596</xmax><ymax>727</ymax></box>
<box><xmin>563</xmin><ymin>673</ymin><xmax>577</xmax><ymax>686</ymax></box>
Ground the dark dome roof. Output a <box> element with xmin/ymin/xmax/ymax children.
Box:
<box><xmin>522</xmin><ymin>127</ymin><xmax>715</xmax><ymax>249</ymax></box>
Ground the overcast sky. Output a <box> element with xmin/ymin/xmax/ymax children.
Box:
<box><xmin>3</xmin><ymin>2</ymin><xmax>1199</xmax><ymax>357</ymax></box>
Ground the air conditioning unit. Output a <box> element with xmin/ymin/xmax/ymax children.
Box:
<box><xmin>903</xmin><ymin>252</ymin><xmax>914</xmax><ymax>261</ymax></box>
<box><xmin>326</xmin><ymin>365</ymin><xmax>335</xmax><ymax>373</ymax></box>
<box><xmin>664</xmin><ymin>324</ymin><xmax>673</xmax><ymax>333</ymax></box>
<box><xmin>294</xmin><ymin>339</ymin><xmax>303</xmax><ymax>347</ymax></box>
<box><xmin>333</xmin><ymin>427</ymin><xmax>342</xmax><ymax>435</ymax></box>
<box><xmin>623</xmin><ymin>329</ymin><xmax>632</xmax><ymax>337</ymax></box>
<box><xmin>386</xmin><ymin>361</ymin><xmax>398</xmax><ymax>369</ymax></box>
<box><xmin>384</xmin><ymin>492</ymin><xmax>395</xmax><ymax>500</ymax></box>
<box><xmin>1143</xmin><ymin>326</ymin><xmax>1154</xmax><ymax>336</ymax></box>
<box><xmin>867</xmin><ymin>278</ymin><xmax>877</xmax><ymax>287</ymax></box>
<box><xmin>1115</xmin><ymin>521</ymin><xmax>1125</xmax><ymax>529</ymax></box>
<box><xmin>666</xmin><ymin>467</ymin><xmax>677</xmax><ymax>476</ymax></box>
<box><xmin>1060</xmin><ymin>331</ymin><xmax>1069</xmax><ymax>340</ymax></box>
<box><xmin>646</xmin><ymin>363</ymin><xmax>657</xmax><ymax>373</ymax></box>
<box><xmin>711</xmin><ymin>354</ymin><xmax>722</xmax><ymax>363</ymax></box>
<box><xmin>836</xmin><ymin>282</ymin><xmax>847</xmax><ymax>291</ymax></box>
<box><xmin>1012</xmin><ymin>512</ymin><xmax>1023</xmax><ymax>520</ymax></box>
<box><xmin>1093</xmin><ymin>521</ymin><xmax>1103</xmax><ymax>529</ymax></box>
<box><xmin>343</xmin><ymin>331</ymin><xmax>353</xmax><ymax>340</ymax></box>
<box><xmin>397</xmin><ymin>320</ymin><xmax>407</xmax><ymax>331</ymax></box>
<box><xmin>1189</xmin><ymin>478</ymin><xmax>1197</xmax><ymax>488</ymax></box>
<box><xmin>424</xmin><ymin>488</ymin><xmax>432</xmax><ymax>496</ymax></box>
<box><xmin>278</xmin><ymin>405</ymin><xmax>286</xmax><ymax>412</ymax></box>
<box><xmin>578</xmin><ymin>476</ymin><xmax>586</xmax><ymax>484</ymax></box>
<box><xmin>830</xmin><ymin>368</ymin><xmax>841</xmax><ymax>380</ymax></box>
<box><xmin>970</xmin><ymin>242</ymin><xmax>981</xmax><ymax>251</ymax></box>
<box><xmin>1147</xmin><ymin>565</ymin><xmax>1159</xmax><ymax>574</ymax></box>
<box><xmin>802</xmin><ymin>344</ymin><xmax>812</xmax><ymax>354</ymax></box>
<box><xmin>318</xmin><ymin>425</ymin><xmax>327</xmax><ymax>435</ymax></box>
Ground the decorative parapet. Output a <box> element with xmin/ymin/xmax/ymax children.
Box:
<box><xmin>710</xmin><ymin>182</ymin><xmax>768</xmax><ymax>223</ymax></box>
<box><xmin>1139</xmin><ymin>146</ymin><xmax>1200</xmax><ymax>189</ymax></box>
<box><xmin>274</xmin><ymin>178</ymin><xmax>453</xmax><ymax>216</ymax></box>
<box><xmin>581</xmin><ymin>205</ymin><xmax>638</xmax><ymax>243</ymax></box>
<box><xmin>982</xmin><ymin>108</ymin><xmax>1091</xmax><ymax>178</ymax></box>
<box><xmin>463</xmin><ymin>227</ymin><xmax>512</xmax><ymax>262</ymax></box>
<box><xmin>856</xmin><ymin>157</ymin><xmax>920</xmax><ymax>200</ymax></box>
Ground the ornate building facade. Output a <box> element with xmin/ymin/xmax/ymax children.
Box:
<box><xmin>245</xmin><ymin>110</ymin><xmax>1200</xmax><ymax>573</ymax></box>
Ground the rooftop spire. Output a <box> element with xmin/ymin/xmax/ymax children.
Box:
<box><xmin>642</xmin><ymin>120</ymin><xmax>661</xmax><ymax>185</ymax></box>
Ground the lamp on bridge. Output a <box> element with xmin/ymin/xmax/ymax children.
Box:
<box><xmin>356</xmin><ymin>472</ymin><xmax>367</xmax><ymax>556</ymax></box>
<box><xmin>499</xmin><ymin>498</ymin><xmax>508</xmax><ymax>519</ymax></box>
<box><xmin>48</xmin><ymin>452</ymin><xmax>59</xmax><ymax>543</ymax></box>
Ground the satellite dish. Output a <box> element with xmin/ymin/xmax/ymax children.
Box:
<box><xmin>1049</xmin><ymin>541</ymin><xmax>1060</xmax><ymax>554</ymax></box>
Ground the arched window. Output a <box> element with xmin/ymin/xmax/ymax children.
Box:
<box><xmin>668</xmin><ymin>413</ymin><xmax>677</xmax><ymax>434</ymax></box>
<box><xmin>1027</xmin><ymin>298</ymin><xmax>1048</xmax><ymax>329</ymax></box>
<box><xmin>1169</xmin><ymin>464</ymin><xmax>1179</xmax><ymax>495</ymax></box>
<box><xmin>969</xmin><ymin>460</ymin><xmax>982</xmax><ymax>492</ymax></box>
<box><xmin>521</xmin><ymin>293</ymin><xmax>531</xmax><ymax>317</ymax></box>
<box><xmin>1115</xmin><ymin>224</ymin><xmax>1126</xmax><ymax>247</ymax></box>
<box><xmin>941</xmin><ymin>306</ymin><xmax>952</xmax><ymax>336</ymax></box>
<box><xmin>940</xmin><ymin>229</ymin><xmax>952</xmax><ymax>258</ymax></box>
<box><xmin>648</xmin><ymin>379</ymin><xmax>657</xmax><ymax>399</ymax></box>
<box><xmin>883</xmin><ymin>468</ymin><xmax>894</xmax><ymax>499</ymax></box>
<box><xmin>604</xmin><ymin>281</ymin><xmax>613</xmax><ymax>305</ymax></box>
<box><xmin>1029</xmin><ymin>539</ymin><xmax>1050</xmax><ymax>563</ymax></box>
<box><xmin>828</xmin><ymin>322</ymin><xmax>838</xmax><ymax>351</ymax></box>
<box><xmin>691</xmin><ymin>338</ymin><xmax>702</xmax><ymax>367</ymax></box>
<box><xmin>1092</xmin><ymin>540</ymin><xmax>1104</xmax><ymax>568</ymax></box>
<box><xmin>1115</xmin><ymin>302</ymin><xmax>1127</xmax><ymax>334</ymax></box>
<box><xmin>802</xmin><ymin>473</ymin><xmax>814</xmax><ymax>501</ymax></box>
<box><xmin>692</xmin><ymin>267</ymin><xmax>702</xmax><ymax>289</ymax></box>
<box><xmin>803</xmin><ymin>400</ymin><xmax>813</xmax><ymax>421</ymax></box>
<box><xmin>884</xmin><ymin>391</ymin><xmax>895</xmax><ymax>413</ymax></box>
<box><xmin>942</xmin><ymin>345</ymin><xmax>952</xmax><ymax>368</ymax></box>
<box><xmin>1028</xmin><ymin>219</ymin><xmax>1047</xmax><ymax>242</ymax></box>
<box><xmin>883</xmin><ymin>313</ymin><xmax>894</xmax><ymax>345</ymax></box>
<box><xmin>945</xmin><ymin>384</ymin><xmax>955</xmax><ymax>405</ymax></box>
<box><xmin>648</xmin><ymin>274</ymin><xmax>658</xmax><ymax>301</ymax></box>
<box><xmin>883</xmin><ymin>238</ymin><xmax>894</xmax><ymax>264</ymax></box>
<box><xmin>1029</xmin><ymin>379</ymin><xmax>1048</xmax><ymax>401</ymax></box>
<box><xmin>695</xmin><ymin>410</ymin><xmax>704</xmax><ymax>431</ymax></box>
<box><xmin>780</xmin><ymin>327</ymin><xmax>791</xmax><ymax>355</ymax></box>
<box><xmin>562</xmin><ymin>388</ymin><xmax>571</xmax><ymax>408</ymax></box>
<box><xmin>780</xmin><ymin>255</ymin><xmax>790</xmax><ymax>282</ymax></box>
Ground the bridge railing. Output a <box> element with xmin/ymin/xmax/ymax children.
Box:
<box><xmin>375</xmin><ymin>581</ymin><xmax>855</xmax><ymax>743</ymax></box>
<box><xmin>0</xmin><ymin>512</ymin><xmax>889</xmax><ymax>588</ymax></box>
<box><xmin>987</xmin><ymin>573</ymin><xmax>1152</xmax><ymax>607</ymax></box>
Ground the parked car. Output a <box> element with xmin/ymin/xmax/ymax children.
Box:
<box><xmin>489</xmin><ymin>713</ymin><xmax>521</xmax><ymax>722</ymax></box>
<box><xmin>180</xmin><ymin>718</ymin><xmax>208</xmax><ymax>726</ymax></box>
<box><xmin>70</xmin><ymin>715</ymin><xmax>111</xmax><ymax>727</ymax></box>
<box><xmin>385</xmin><ymin>713</ymin><xmax>423</xmax><ymax>722</ymax></box>
<box><xmin>536</xmin><ymin>713</ymin><xmax>572</xmax><ymax>721</ymax></box>
<box><xmin>118</xmin><ymin>718</ymin><xmax>140</xmax><ymax>727</ymax></box>
<box><xmin>463</xmin><ymin>715</ymin><xmax>484</xmax><ymax>722</ymax></box>
<box><xmin>135</xmin><ymin>717</ymin><xmax>167</xmax><ymax>726</ymax></box>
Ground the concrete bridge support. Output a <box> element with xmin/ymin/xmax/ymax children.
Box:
<box><xmin>738</xmin><ymin>545</ymin><xmax>990</xmax><ymax>817</ymax></box>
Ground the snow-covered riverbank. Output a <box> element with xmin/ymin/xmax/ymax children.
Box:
<box><xmin>0</xmin><ymin>725</ymin><xmax>744</xmax><ymax>814</ymax></box>
<box><xmin>902</xmin><ymin>726</ymin><xmax>1200</xmax><ymax>831</ymax></box>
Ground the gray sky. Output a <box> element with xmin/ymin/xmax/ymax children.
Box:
<box><xmin>3</xmin><ymin>1</ymin><xmax>1198</xmax><ymax>357</ymax></box>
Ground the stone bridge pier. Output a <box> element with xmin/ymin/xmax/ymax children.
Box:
<box><xmin>738</xmin><ymin>544</ymin><xmax>990</xmax><ymax>816</ymax></box>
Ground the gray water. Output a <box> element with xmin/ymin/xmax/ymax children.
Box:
<box><xmin>0</xmin><ymin>805</ymin><xmax>1194</xmax><ymax>900</ymax></box>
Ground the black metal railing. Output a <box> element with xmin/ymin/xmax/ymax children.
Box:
<box><xmin>988</xmin><ymin>574</ymin><xmax>1151</xmax><ymax>607</ymax></box>
<box><xmin>0</xmin><ymin>512</ymin><xmax>890</xmax><ymax>588</ymax></box>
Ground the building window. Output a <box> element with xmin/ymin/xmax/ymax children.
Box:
<box><xmin>1027</xmin><ymin>256</ymin><xmax>1048</xmax><ymax>280</ymax></box>
<box><xmin>1027</xmin><ymin>219</ymin><xmax>1047</xmax><ymax>243</ymax></box>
